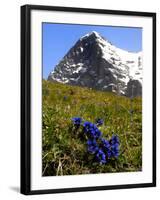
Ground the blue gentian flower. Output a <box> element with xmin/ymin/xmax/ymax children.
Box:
<box><xmin>87</xmin><ymin>139</ymin><xmax>99</xmax><ymax>154</ymax></box>
<box><xmin>95</xmin><ymin>118</ymin><xmax>104</xmax><ymax>126</ymax></box>
<box><xmin>94</xmin><ymin>128</ymin><xmax>102</xmax><ymax>139</ymax></box>
<box><xmin>63</xmin><ymin>96</ymin><xmax>68</xmax><ymax>100</ymax></box>
<box><xmin>110</xmin><ymin>135</ymin><xmax>120</xmax><ymax>158</ymax></box>
<box><xmin>95</xmin><ymin>149</ymin><xmax>106</xmax><ymax>164</ymax></box>
<box><xmin>83</xmin><ymin>121</ymin><xmax>102</xmax><ymax>139</ymax></box>
<box><xmin>101</xmin><ymin>138</ymin><xmax>110</xmax><ymax>148</ymax></box>
<box><xmin>110</xmin><ymin>135</ymin><xmax>119</xmax><ymax>145</ymax></box>
<box><xmin>83</xmin><ymin>121</ymin><xmax>92</xmax><ymax>132</ymax></box>
<box><xmin>72</xmin><ymin>117</ymin><xmax>82</xmax><ymax>126</ymax></box>
<box><xmin>110</xmin><ymin>143</ymin><xmax>119</xmax><ymax>158</ymax></box>
<box><xmin>100</xmin><ymin>138</ymin><xmax>112</xmax><ymax>158</ymax></box>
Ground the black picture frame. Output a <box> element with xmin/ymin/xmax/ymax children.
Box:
<box><xmin>21</xmin><ymin>4</ymin><xmax>156</xmax><ymax>195</ymax></box>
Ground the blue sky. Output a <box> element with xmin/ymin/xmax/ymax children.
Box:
<box><xmin>42</xmin><ymin>23</ymin><xmax>142</xmax><ymax>79</ymax></box>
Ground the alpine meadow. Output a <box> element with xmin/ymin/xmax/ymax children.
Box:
<box><xmin>42</xmin><ymin>80</ymin><xmax>142</xmax><ymax>176</ymax></box>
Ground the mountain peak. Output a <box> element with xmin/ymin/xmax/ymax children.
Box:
<box><xmin>80</xmin><ymin>31</ymin><xmax>103</xmax><ymax>41</ymax></box>
<box><xmin>48</xmin><ymin>31</ymin><xmax>142</xmax><ymax>97</ymax></box>
<box><xmin>87</xmin><ymin>31</ymin><xmax>101</xmax><ymax>37</ymax></box>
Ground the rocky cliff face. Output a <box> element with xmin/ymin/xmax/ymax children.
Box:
<box><xmin>48</xmin><ymin>31</ymin><xmax>142</xmax><ymax>97</ymax></box>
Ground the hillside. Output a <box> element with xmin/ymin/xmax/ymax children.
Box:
<box><xmin>42</xmin><ymin>80</ymin><xmax>142</xmax><ymax>176</ymax></box>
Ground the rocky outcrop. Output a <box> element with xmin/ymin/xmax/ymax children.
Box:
<box><xmin>126</xmin><ymin>79</ymin><xmax>142</xmax><ymax>97</ymax></box>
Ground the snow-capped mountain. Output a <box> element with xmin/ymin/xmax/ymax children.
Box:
<box><xmin>48</xmin><ymin>31</ymin><xmax>142</xmax><ymax>97</ymax></box>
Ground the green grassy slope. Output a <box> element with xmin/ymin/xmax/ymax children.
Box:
<box><xmin>42</xmin><ymin>80</ymin><xmax>142</xmax><ymax>176</ymax></box>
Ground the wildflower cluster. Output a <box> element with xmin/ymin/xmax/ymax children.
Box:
<box><xmin>71</xmin><ymin>117</ymin><xmax>120</xmax><ymax>164</ymax></box>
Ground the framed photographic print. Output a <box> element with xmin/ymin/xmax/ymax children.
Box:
<box><xmin>21</xmin><ymin>4</ymin><xmax>156</xmax><ymax>195</ymax></box>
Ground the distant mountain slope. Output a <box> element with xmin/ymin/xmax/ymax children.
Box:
<box><xmin>48</xmin><ymin>31</ymin><xmax>142</xmax><ymax>97</ymax></box>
